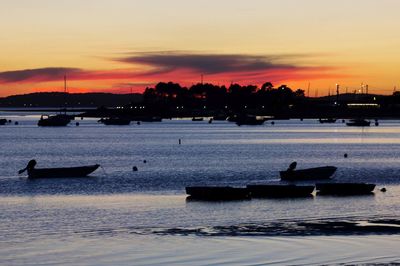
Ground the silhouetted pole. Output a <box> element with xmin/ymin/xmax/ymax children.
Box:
<box><xmin>336</xmin><ymin>84</ymin><xmax>339</xmax><ymax>105</ymax></box>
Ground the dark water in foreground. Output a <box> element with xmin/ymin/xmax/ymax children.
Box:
<box><xmin>1</xmin><ymin>116</ymin><xmax>400</xmax><ymax>265</ymax></box>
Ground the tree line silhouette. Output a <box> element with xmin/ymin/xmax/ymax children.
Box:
<box><xmin>2</xmin><ymin>81</ymin><xmax>400</xmax><ymax>119</ymax></box>
<box><xmin>142</xmin><ymin>81</ymin><xmax>305</xmax><ymax>116</ymax></box>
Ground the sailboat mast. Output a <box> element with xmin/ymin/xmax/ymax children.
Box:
<box><xmin>64</xmin><ymin>75</ymin><xmax>67</xmax><ymax>115</ymax></box>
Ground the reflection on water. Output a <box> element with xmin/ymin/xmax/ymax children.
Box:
<box><xmin>2</xmin><ymin>118</ymin><xmax>400</xmax><ymax>264</ymax></box>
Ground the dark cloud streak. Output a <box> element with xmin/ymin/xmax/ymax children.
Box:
<box><xmin>0</xmin><ymin>67</ymin><xmax>82</xmax><ymax>83</ymax></box>
<box><xmin>117</xmin><ymin>52</ymin><xmax>304</xmax><ymax>75</ymax></box>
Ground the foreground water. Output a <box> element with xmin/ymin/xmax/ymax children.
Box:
<box><xmin>1</xmin><ymin>116</ymin><xmax>400</xmax><ymax>265</ymax></box>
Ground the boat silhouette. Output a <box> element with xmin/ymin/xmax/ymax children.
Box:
<box><xmin>18</xmin><ymin>160</ymin><xmax>100</xmax><ymax>179</ymax></box>
<box><xmin>247</xmin><ymin>184</ymin><xmax>315</xmax><ymax>198</ymax></box>
<box><xmin>185</xmin><ymin>186</ymin><xmax>250</xmax><ymax>200</ymax></box>
<box><xmin>319</xmin><ymin>118</ymin><xmax>337</xmax><ymax>123</ymax></box>
<box><xmin>98</xmin><ymin>117</ymin><xmax>131</xmax><ymax>125</ymax></box>
<box><xmin>280</xmin><ymin>162</ymin><xmax>337</xmax><ymax>181</ymax></box>
<box><xmin>38</xmin><ymin>114</ymin><xmax>71</xmax><ymax>127</ymax></box>
<box><xmin>38</xmin><ymin>75</ymin><xmax>71</xmax><ymax>127</ymax></box>
<box><xmin>346</xmin><ymin>119</ymin><xmax>370</xmax><ymax>127</ymax></box>
<box><xmin>316</xmin><ymin>183</ymin><xmax>376</xmax><ymax>195</ymax></box>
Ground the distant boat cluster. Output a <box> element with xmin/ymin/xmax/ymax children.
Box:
<box><xmin>0</xmin><ymin>114</ymin><xmax>378</xmax><ymax>128</ymax></box>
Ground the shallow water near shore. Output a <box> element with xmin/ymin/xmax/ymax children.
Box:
<box><xmin>1</xmin><ymin>116</ymin><xmax>400</xmax><ymax>265</ymax></box>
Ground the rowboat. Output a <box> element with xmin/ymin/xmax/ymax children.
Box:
<box><xmin>247</xmin><ymin>185</ymin><xmax>314</xmax><ymax>198</ymax></box>
<box><xmin>316</xmin><ymin>183</ymin><xmax>376</xmax><ymax>195</ymax></box>
<box><xmin>280</xmin><ymin>166</ymin><xmax>337</xmax><ymax>181</ymax></box>
<box><xmin>185</xmin><ymin>186</ymin><xmax>250</xmax><ymax>200</ymax></box>
<box><xmin>19</xmin><ymin>160</ymin><xmax>100</xmax><ymax>179</ymax></box>
<box><xmin>346</xmin><ymin>119</ymin><xmax>370</xmax><ymax>127</ymax></box>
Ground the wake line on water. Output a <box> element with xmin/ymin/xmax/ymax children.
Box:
<box><xmin>73</xmin><ymin>216</ymin><xmax>400</xmax><ymax>238</ymax></box>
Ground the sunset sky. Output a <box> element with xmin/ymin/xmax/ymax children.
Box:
<box><xmin>1</xmin><ymin>0</ymin><xmax>400</xmax><ymax>96</ymax></box>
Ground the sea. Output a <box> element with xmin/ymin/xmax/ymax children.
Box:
<box><xmin>1</xmin><ymin>113</ymin><xmax>400</xmax><ymax>265</ymax></box>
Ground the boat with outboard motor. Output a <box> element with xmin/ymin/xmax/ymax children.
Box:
<box><xmin>18</xmin><ymin>160</ymin><xmax>100</xmax><ymax>179</ymax></box>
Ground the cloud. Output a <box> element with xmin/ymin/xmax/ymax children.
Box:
<box><xmin>0</xmin><ymin>52</ymin><xmax>343</xmax><ymax>94</ymax></box>
<box><xmin>0</xmin><ymin>67</ymin><xmax>82</xmax><ymax>83</ymax></box>
<box><xmin>116</xmin><ymin>52</ymin><xmax>307</xmax><ymax>75</ymax></box>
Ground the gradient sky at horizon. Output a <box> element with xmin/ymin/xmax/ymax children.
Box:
<box><xmin>0</xmin><ymin>0</ymin><xmax>399</xmax><ymax>96</ymax></box>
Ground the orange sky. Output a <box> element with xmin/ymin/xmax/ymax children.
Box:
<box><xmin>1</xmin><ymin>0</ymin><xmax>400</xmax><ymax>97</ymax></box>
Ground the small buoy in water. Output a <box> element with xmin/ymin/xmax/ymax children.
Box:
<box><xmin>143</xmin><ymin>160</ymin><xmax>147</xmax><ymax>163</ymax></box>
<box><xmin>179</xmin><ymin>139</ymin><xmax>181</xmax><ymax>145</ymax></box>
<box><xmin>133</xmin><ymin>166</ymin><xmax>138</xmax><ymax>171</ymax></box>
<box><xmin>381</xmin><ymin>187</ymin><xmax>387</xmax><ymax>192</ymax></box>
<box><xmin>76</xmin><ymin>122</ymin><xmax>79</xmax><ymax>126</ymax></box>
<box><xmin>342</xmin><ymin>119</ymin><xmax>345</xmax><ymax>123</ymax></box>
<box><xmin>300</xmin><ymin>118</ymin><xmax>303</xmax><ymax>121</ymax></box>
<box><xmin>8</xmin><ymin>120</ymin><xmax>12</xmax><ymax>123</ymax></box>
<box><xmin>14</xmin><ymin>121</ymin><xmax>18</xmax><ymax>125</ymax></box>
<box><xmin>375</xmin><ymin>122</ymin><xmax>379</xmax><ymax>126</ymax></box>
<box><xmin>344</xmin><ymin>153</ymin><xmax>348</xmax><ymax>158</ymax></box>
<box><xmin>137</xmin><ymin>121</ymin><xmax>141</xmax><ymax>125</ymax></box>
<box><xmin>271</xmin><ymin>121</ymin><xmax>275</xmax><ymax>125</ymax></box>
<box><xmin>81</xmin><ymin>117</ymin><xmax>84</xmax><ymax>120</ymax></box>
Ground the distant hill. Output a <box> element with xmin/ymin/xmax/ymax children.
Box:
<box><xmin>0</xmin><ymin>92</ymin><xmax>142</xmax><ymax>107</ymax></box>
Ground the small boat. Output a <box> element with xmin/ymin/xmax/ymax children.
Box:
<box><xmin>235</xmin><ymin>115</ymin><xmax>265</xmax><ymax>126</ymax></box>
<box><xmin>38</xmin><ymin>114</ymin><xmax>71</xmax><ymax>127</ymax></box>
<box><xmin>247</xmin><ymin>185</ymin><xmax>314</xmax><ymax>198</ymax></box>
<box><xmin>192</xmin><ymin>117</ymin><xmax>204</xmax><ymax>121</ymax></box>
<box><xmin>185</xmin><ymin>186</ymin><xmax>250</xmax><ymax>200</ymax></box>
<box><xmin>346</xmin><ymin>119</ymin><xmax>370</xmax><ymax>127</ymax></box>
<box><xmin>212</xmin><ymin>114</ymin><xmax>228</xmax><ymax>121</ymax></box>
<box><xmin>98</xmin><ymin>117</ymin><xmax>131</xmax><ymax>125</ymax></box>
<box><xmin>316</xmin><ymin>183</ymin><xmax>376</xmax><ymax>195</ymax></box>
<box><xmin>0</xmin><ymin>118</ymin><xmax>8</xmax><ymax>125</ymax></box>
<box><xmin>280</xmin><ymin>163</ymin><xmax>337</xmax><ymax>181</ymax></box>
<box><xmin>18</xmin><ymin>160</ymin><xmax>100</xmax><ymax>179</ymax></box>
<box><xmin>38</xmin><ymin>76</ymin><xmax>73</xmax><ymax>127</ymax></box>
<box><xmin>319</xmin><ymin>118</ymin><xmax>337</xmax><ymax>123</ymax></box>
<box><xmin>138</xmin><ymin>116</ymin><xmax>162</xmax><ymax>122</ymax></box>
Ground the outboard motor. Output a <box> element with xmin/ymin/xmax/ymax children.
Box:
<box><xmin>288</xmin><ymin>161</ymin><xmax>297</xmax><ymax>171</ymax></box>
<box><xmin>18</xmin><ymin>159</ymin><xmax>37</xmax><ymax>174</ymax></box>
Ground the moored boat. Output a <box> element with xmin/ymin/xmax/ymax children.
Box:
<box><xmin>316</xmin><ymin>182</ymin><xmax>376</xmax><ymax>195</ymax></box>
<box><xmin>0</xmin><ymin>118</ymin><xmax>8</xmax><ymax>125</ymax></box>
<box><xmin>235</xmin><ymin>115</ymin><xmax>265</xmax><ymax>126</ymax></box>
<box><xmin>346</xmin><ymin>119</ymin><xmax>370</xmax><ymax>127</ymax></box>
<box><xmin>280</xmin><ymin>164</ymin><xmax>337</xmax><ymax>181</ymax></box>
<box><xmin>38</xmin><ymin>75</ymin><xmax>73</xmax><ymax>127</ymax></box>
<box><xmin>38</xmin><ymin>114</ymin><xmax>71</xmax><ymax>127</ymax></box>
<box><xmin>185</xmin><ymin>186</ymin><xmax>250</xmax><ymax>200</ymax></box>
<box><xmin>138</xmin><ymin>116</ymin><xmax>162</xmax><ymax>122</ymax></box>
<box><xmin>319</xmin><ymin>118</ymin><xmax>337</xmax><ymax>123</ymax></box>
<box><xmin>99</xmin><ymin>117</ymin><xmax>131</xmax><ymax>125</ymax></box>
<box><xmin>247</xmin><ymin>184</ymin><xmax>314</xmax><ymax>198</ymax></box>
<box><xmin>18</xmin><ymin>160</ymin><xmax>100</xmax><ymax>179</ymax></box>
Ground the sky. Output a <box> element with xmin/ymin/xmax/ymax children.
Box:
<box><xmin>0</xmin><ymin>0</ymin><xmax>400</xmax><ymax>97</ymax></box>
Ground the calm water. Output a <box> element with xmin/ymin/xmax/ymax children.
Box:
<box><xmin>1</xmin><ymin>115</ymin><xmax>400</xmax><ymax>265</ymax></box>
